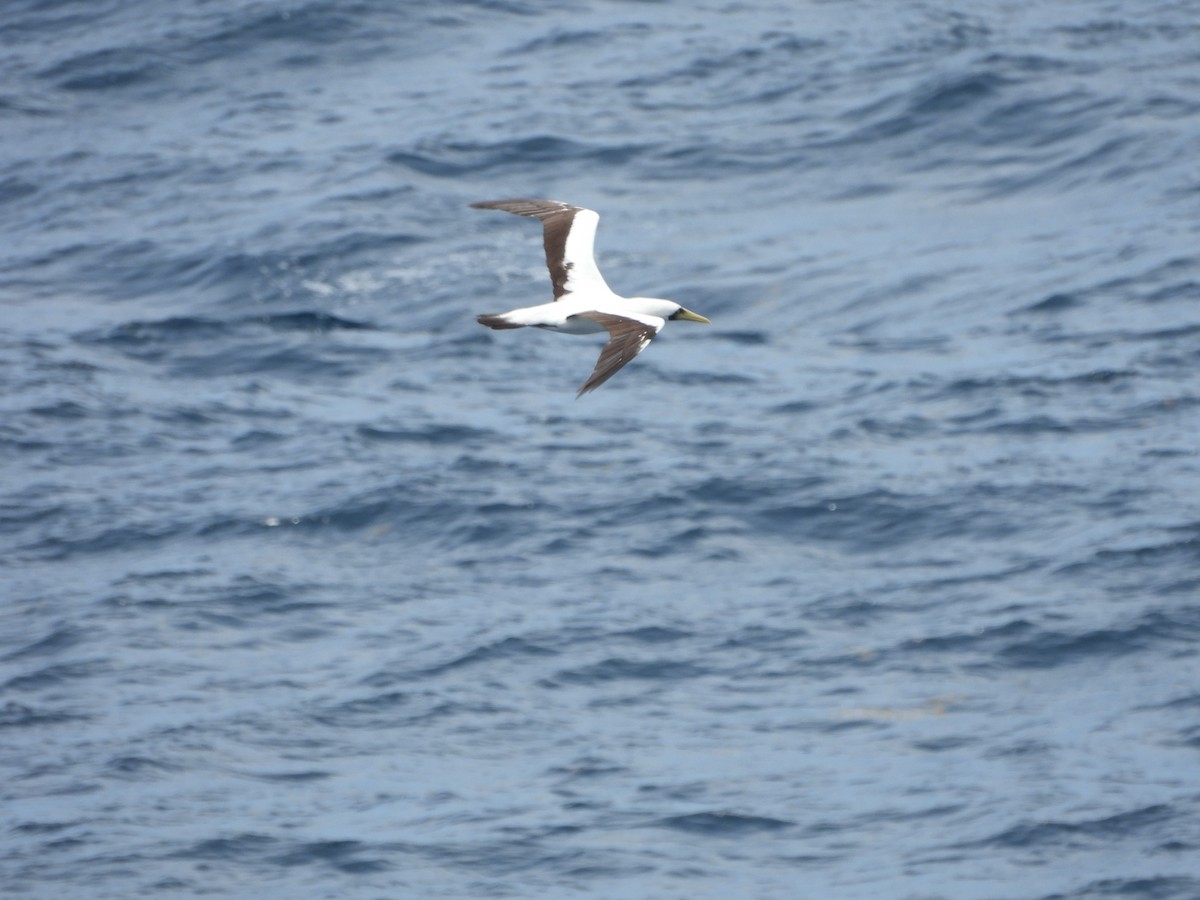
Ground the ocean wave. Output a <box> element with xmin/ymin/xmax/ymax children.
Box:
<box><xmin>388</xmin><ymin>135</ymin><xmax>650</xmax><ymax>178</ymax></box>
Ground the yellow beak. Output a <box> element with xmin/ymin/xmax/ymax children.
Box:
<box><xmin>674</xmin><ymin>308</ymin><xmax>711</xmax><ymax>324</ymax></box>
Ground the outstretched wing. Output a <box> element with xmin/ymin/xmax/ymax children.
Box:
<box><xmin>571</xmin><ymin>311</ymin><xmax>662</xmax><ymax>396</ymax></box>
<box><xmin>471</xmin><ymin>199</ymin><xmax>612</xmax><ymax>300</ymax></box>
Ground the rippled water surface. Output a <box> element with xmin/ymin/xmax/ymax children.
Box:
<box><xmin>3</xmin><ymin>1</ymin><xmax>1200</xmax><ymax>897</ymax></box>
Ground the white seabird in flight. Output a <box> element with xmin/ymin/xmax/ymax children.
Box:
<box><xmin>472</xmin><ymin>199</ymin><xmax>711</xmax><ymax>396</ymax></box>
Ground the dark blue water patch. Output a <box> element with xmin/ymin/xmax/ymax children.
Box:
<box><xmin>250</xmin><ymin>310</ymin><xmax>375</xmax><ymax>332</ymax></box>
<box><xmin>751</xmin><ymin>486</ymin><xmax>1020</xmax><ymax>552</ymax></box>
<box><xmin>20</xmin><ymin>518</ymin><xmax>205</xmax><ymax>562</ymax></box>
<box><xmin>151</xmin><ymin>400</ymin><xmax>295</xmax><ymax>429</ymax></box>
<box><xmin>830</xmin><ymin>62</ymin><xmax>1162</xmax><ymax>197</ymax></box>
<box><xmin>716</xmin><ymin>624</ymin><xmax>810</xmax><ymax>654</ymax></box>
<box><xmin>614</xmin><ymin>626</ymin><xmax>692</xmax><ymax>644</ymax></box>
<box><xmin>2</xmin><ymin>1</ymin><xmax>113</xmax><ymax>42</ymax></box>
<box><xmin>104</xmin><ymin>329</ymin><xmax>389</xmax><ymax>380</ymax></box>
<box><xmin>104</xmin><ymin>754</ymin><xmax>179</xmax><ymax>780</ymax></box>
<box><xmin>35</xmin><ymin>238</ymin><xmax>201</xmax><ymax>302</ymax></box>
<box><xmin>209</xmin><ymin>575</ymin><xmax>326</xmax><ymax>616</ymax></box>
<box><xmin>38</xmin><ymin>47</ymin><xmax>172</xmax><ymax>92</ymax></box>
<box><xmin>962</xmin><ymin>803</ymin><xmax>1176</xmax><ymax>851</ymax></box>
<box><xmin>1143</xmin><ymin>279</ymin><xmax>1200</xmax><ymax>304</ymax></box>
<box><xmin>111</xmin><ymin>566</ymin><xmax>215</xmax><ymax>587</ymax></box>
<box><xmin>974</xmin><ymin>51</ymin><xmax>1090</xmax><ymax>78</ymax></box>
<box><xmin>467</xmin><ymin>0</ymin><xmax>552</xmax><ymax>15</ymax></box>
<box><xmin>635</xmin><ymin>781</ymin><xmax>707</xmax><ymax>804</ymax></box>
<box><xmin>11</xmin><ymin>820</ymin><xmax>81</xmax><ymax>835</ymax></box>
<box><xmin>357</xmin><ymin>423</ymin><xmax>494</xmax><ymax>445</ymax></box>
<box><xmin>838</xmin><ymin>71</ymin><xmax>1012</xmax><ymax>145</ymax></box>
<box><xmin>244</xmin><ymin>769</ymin><xmax>333</xmax><ymax>782</ymax></box>
<box><xmin>270</xmin><ymin>839</ymin><xmax>391</xmax><ymax>874</ymax></box>
<box><xmin>61</xmin><ymin>230</ymin><xmax>424</xmax><ymax>304</ymax></box>
<box><xmin>2</xmin><ymin>625</ymin><xmax>85</xmax><ymax>661</ymax></box>
<box><xmin>996</xmin><ymin>608</ymin><xmax>1200</xmax><ymax>669</ymax></box>
<box><xmin>548</xmin><ymin>656</ymin><xmax>708</xmax><ymax>687</ymax></box>
<box><xmin>187</xmin><ymin>2</ymin><xmax>377</xmax><ymax>59</ymax></box>
<box><xmin>583</xmin><ymin>491</ymin><xmax>690</xmax><ymax>532</ymax></box>
<box><xmin>1055</xmin><ymin>529</ymin><xmax>1200</xmax><ymax>577</ymax></box>
<box><xmin>927</xmin><ymin>368</ymin><xmax>1138</xmax><ymax>401</ymax></box>
<box><xmin>616</xmin><ymin>31</ymin><xmax>825</xmax><ymax>111</ymax></box>
<box><xmin>2</xmin><ymin>660</ymin><xmax>109</xmax><ymax>693</ymax></box>
<box><xmin>1052</xmin><ymin>528</ymin><xmax>1200</xmax><ymax>597</ymax></box>
<box><xmin>1041</xmin><ymin>876</ymin><xmax>1200</xmax><ymax>900</ymax></box>
<box><xmin>1054</xmin><ymin>17</ymin><xmax>1200</xmax><ymax>50</ymax></box>
<box><xmin>684</xmin><ymin>474</ymin><xmax>827</xmax><ymax>508</ymax></box>
<box><xmin>315</xmin><ymin>694</ymin><xmax>506</xmax><ymax>730</ymax></box>
<box><xmin>1022</xmin><ymin>292</ymin><xmax>1082</xmax><ymax>313</ymax></box>
<box><xmin>655</xmin><ymin>811</ymin><xmax>793</xmax><ymax>836</ymax></box>
<box><xmin>229</xmin><ymin>428</ymin><xmax>286</xmax><ymax>450</ymax></box>
<box><xmin>0</xmin><ymin>92</ymin><xmax>56</xmax><ymax>117</ymax></box>
<box><xmin>183</xmin><ymin>336</ymin><xmax>382</xmax><ymax>378</ymax></box>
<box><xmin>901</xmin><ymin>618</ymin><xmax>1036</xmax><ymax>657</ymax></box>
<box><xmin>855</xmin><ymin>413</ymin><xmax>937</xmax><ymax>439</ymax></box>
<box><xmin>27</xmin><ymin>400</ymin><xmax>90</xmax><ymax>419</ymax></box>
<box><xmin>799</xmin><ymin>589</ymin><xmax>892</xmax><ymax>628</ymax></box>
<box><xmin>426</xmin><ymin>833</ymin><xmax>606</xmax><ymax>881</ymax></box>
<box><xmin>547</xmin><ymin>755</ymin><xmax>629</xmax><ymax>782</ymax></box>
<box><xmin>974</xmin><ymin>134</ymin><xmax>1146</xmax><ymax>198</ymax></box>
<box><xmin>277</xmin><ymin>229</ymin><xmax>427</xmax><ymax>272</ymax></box>
<box><xmin>309</xmin><ymin>690</ymin><xmax>411</xmax><ymax>729</ymax></box>
<box><xmin>104</xmin><ymin>573</ymin><xmax>333</xmax><ymax>632</ymax></box>
<box><xmin>834</xmin><ymin>333</ymin><xmax>952</xmax><ymax>355</ymax></box>
<box><xmin>275</xmin><ymin>491</ymin><xmax>407</xmax><ymax>534</ymax></box>
<box><xmin>509</xmin><ymin>23</ymin><xmax>651</xmax><ymax>55</ymax></box>
<box><xmin>983</xmin><ymin>739</ymin><xmax>1056</xmax><ymax>762</ymax></box>
<box><xmin>658</xmin><ymin>367</ymin><xmax>759</xmax><ymax>389</ymax></box>
<box><xmin>0</xmin><ymin>701</ymin><xmax>90</xmax><ymax>729</ymax></box>
<box><xmin>631</xmin><ymin>525</ymin><xmax>741</xmax><ymax>562</ymax></box>
<box><xmin>885</xmin><ymin>561</ymin><xmax>1047</xmax><ymax>606</ymax></box>
<box><xmin>637</xmin><ymin>139</ymin><xmax>816</xmax><ymax>179</ymax></box>
<box><xmin>910</xmin><ymin>735</ymin><xmax>976</xmax><ymax>752</ymax></box>
<box><xmin>1021</xmin><ymin>257</ymin><xmax>1200</xmax><ymax>318</ymax></box>
<box><xmin>388</xmin><ymin>135</ymin><xmax>650</xmax><ymax>178</ymax></box>
<box><xmin>79</xmin><ymin>316</ymin><xmax>233</xmax><ymax>352</ymax></box>
<box><xmin>174</xmin><ymin>832</ymin><xmax>280</xmax><ymax>862</ymax></box>
<box><xmin>1176</xmin><ymin>725</ymin><xmax>1200</xmax><ymax>751</ymax></box>
<box><xmin>417</xmin><ymin>635</ymin><xmax>559</xmax><ymax>678</ymax></box>
<box><xmin>975</xmin><ymin>88</ymin><xmax>1121</xmax><ymax>151</ymax></box>
<box><xmin>0</xmin><ymin>176</ymin><xmax>39</xmax><ymax>205</ymax></box>
<box><xmin>768</xmin><ymin>399</ymin><xmax>819</xmax><ymax>415</ymax></box>
<box><xmin>911</xmin><ymin>71</ymin><xmax>1009</xmax><ymax>117</ymax></box>
<box><xmin>711</xmin><ymin>329</ymin><xmax>769</xmax><ymax>346</ymax></box>
<box><xmin>964</xmin><ymin>411</ymin><xmax>1127</xmax><ymax>437</ymax></box>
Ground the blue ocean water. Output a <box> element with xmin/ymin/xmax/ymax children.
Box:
<box><xmin>3</xmin><ymin>1</ymin><xmax>1200</xmax><ymax>897</ymax></box>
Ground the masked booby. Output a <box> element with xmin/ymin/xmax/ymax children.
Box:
<box><xmin>472</xmin><ymin>199</ymin><xmax>710</xmax><ymax>396</ymax></box>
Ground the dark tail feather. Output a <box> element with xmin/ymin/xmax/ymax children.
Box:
<box><xmin>477</xmin><ymin>313</ymin><xmax>524</xmax><ymax>330</ymax></box>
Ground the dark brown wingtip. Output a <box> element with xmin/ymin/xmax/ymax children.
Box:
<box><xmin>571</xmin><ymin>312</ymin><xmax>658</xmax><ymax>397</ymax></box>
<box><xmin>470</xmin><ymin>199</ymin><xmax>577</xmax><ymax>217</ymax></box>
<box><xmin>477</xmin><ymin>313</ymin><xmax>523</xmax><ymax>330</ymax></box>
<box><xmin>471</xmin><ymin>199</ymin><xmax>534</xmax><ymax>210</ymax></box>
<box><xmin>470</xmin><ymin>200</ymin><xmax>584</xmax><ymax>301</ymax></box>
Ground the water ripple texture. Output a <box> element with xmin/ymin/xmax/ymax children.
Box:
<box><xmin>3</xmin><ymin>2</ymin><xmax>1199</xmax><ymax>898</ymax></box>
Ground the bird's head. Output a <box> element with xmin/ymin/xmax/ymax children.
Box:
<box><xmin>669</xmin><ymin>305</ymin><xmax>711</xmax><ymax>324</ymax></box>
<box><xmin>627</xmin><ymin>297</ymin><xmax>711</xmax><ymax>324</ymax></box>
